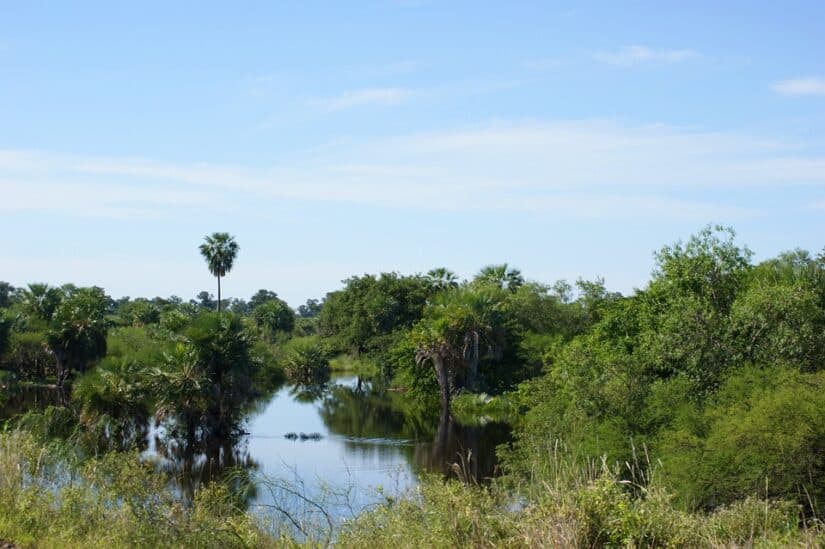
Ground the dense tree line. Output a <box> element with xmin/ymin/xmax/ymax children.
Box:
<box><xmin>1</xmin><ymin>225</ymin><xmax>824</xmax><ymax>519</ymax></box>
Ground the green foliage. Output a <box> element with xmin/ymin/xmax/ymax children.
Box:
<box><xmin>3</xmin><ymin>225</ymin><xmax>825</xmax><ymax>545</ymax></box>
<box><xmin>338</xmin><ymin>473</ymin><xmax>817</xmax><ymax>548</ymax></box>
<box><xmin>328</xmin><ymin>353</ymin><xmax>379</xmax><ymax>377</ymax></box>
<box><xmin>0</xmin><ymin>430</ymin><xmax>277</xmax><ymax>548</ymax></box>
<box><xmin>657</xmin><ymin>365</ymin><xmax>825</xmax><ymax>510</ymax></box>
<box><xmin>182</xmin><ymin>312</ymin><xmax>258</xmax><ymax>420</ymax></box>
<box><xmin>0</xmin><ymin>281</ymin><xmax>16</xmax><ymax>308</ymax></box>
<box><xmin>507</xmin><ymin>226</ymin><xmax>825</xmax><ymax>512</ymax></box>
<box><xmin>426</xmin><ymin>267</ymin><xmax>459</xmax><ymax>292</ymax></box>
<box><xmin>106</xmin><ymin>325</ymin><xmax>170</xmax><ymax>366</ymax></box>
<box><xmin>253</xmin><ymin>298</ymin><xmax>295</xmax><ymax>340</ymax></box>
<box><xmin>0</xmin><ymin>310</ymin><xmax>11</xmax><ymax>360</ymax></box>
<box><xmin>652</xmin><ymin>224</ymin><xmax>752</xmax><ymax>313</ymax></box>
<box><xmin>318</xmin><ymin>272</ymin><xmax>432</xmax><ymax>354</ymax></box>
<box><xmin>116</xmin><ymin>299</ymin><xmax>161</xmax><ymax>326</ymax></box>
<box><xmin>280</xmin><ymin>336</ymin><xmax>330</xmax><ymax>384</ymax></box>
<box><xmin>248</xmin><ymin>289</ymin><xmax>279</xmax><ymax>310</ymax></box>
<box><xmin>159</xmin><ymin>307</ymin><xmax>194</xmax><ymax>333</ymax></box>
<box><xmin>20</xmin><ymin>282</ymin><xmax>64</xmax><ymax>321</ymax></box>
<box><xmin>729</xmin><ymin>279</ymin><xmax>825</xmax><ymax>371</ymax></box>
<box><xmin>198</xmin><ymin>232</ymin><xmax>240</xmax><ymax>279</ymax></box>
<box><xmin>474</xmin><ymin>263</ymin><xmax>524</xmax><ymax>292</ymax></box>
<box><xmin>390</xmin><ymin>330</ymin><xmax>439</xmax><ymax>403</ymax></box>
<box><xmin>297</xmin><ymin>298</ymin><xmax>322</xmax><ymax>318</ymax></box>
<box><xmin>411</xmin><ymin>285</ymin><xmax>511</xmax><ymax>401</ymax></box>
<box><xmin>451</xmin><ymin>392</ymin><xmax>516</xmax><ymax>424</ymax></box>
<box><xmin>47</xmin><ymin>287</ymin><xmax>109</xmax><ymax>385</ymax></box>
<box><xmin>151</xmin><ymin>343</ymin><xmax>211</xmax><ymax>428</ymax></box>
<box><xmin>73</xmin><ymin>357</ymin><xmax>152</xmax><ymax>421</ymax></box>
<box><xmin>0</xmin><ymin>329</ymin><xmax>52</xmax><ymax>380</ymax></box>
<box><xmin>198</xmin><ymin>232</ymin><xmax>240</xmax><ymax>313</ymax></box>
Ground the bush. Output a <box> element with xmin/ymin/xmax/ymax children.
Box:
<box><xmin>281</xmin><ymin>336</ymin><xmax>330</xmax><ymax>384</ymax></box>
<box><xmin>1</xmin><ymin>330</ymin><xmax>53</xmax><ymax>380</ymax></box>
<box><xmin>657</xmin><ymin>365</ymin><xmax>825</xmax><ymax>511</ymax></box>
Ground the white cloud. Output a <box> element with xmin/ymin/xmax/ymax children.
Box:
<box><xmin>594</xmin><ymin>45</ymin><xmax>700</xmax><ymax>67</ymax></box>
<box><xmin>4</xmin><ymin>119</ymin><xmax>825</xmax><ymax>221</ymax></box>
<box><xmin>308</xmin><ymin>87</ymin><xmax>413</xmax><ymax>111</ymax></box>
<box><xmin>772</xmin><ymin>77</ymin><xmax>825</xmax><ymax>96</ymax></box>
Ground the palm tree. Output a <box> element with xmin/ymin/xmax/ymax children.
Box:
<box><xmin>412</xmin><ymin>287</ymin><xmax>505</xmax><ymax>408</ymax></box>
<box><xmin>199</xmin><ymin>233</ymin><xmax>239</xmax><ymax>314</ymax></box>
<box><xmin>474</xmin><ymin>263</ymin><xmax>524</xmax><ymax>292</ymax></box>
<box><xmin>426</xmin><ymin>267</ymin><xmax>459</xmax><ymax>292</ymax></box>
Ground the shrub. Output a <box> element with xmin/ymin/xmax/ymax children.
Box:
<box><xmin>281</xmin><ymin>337</ymin><xmax>330</xmax><ymax>384</ymax></box>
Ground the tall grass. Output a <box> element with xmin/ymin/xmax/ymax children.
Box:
<box><xmin>339</xmin><ymin>442</ymin><xmax>824</xmax><ymax>548</ymax></box>
<box><xmin>2</xmin><ymin>423</ymin><xmax>823</xmax><ymax>547</ymax></box>
<box><xmin>0</xmin><ymin>429</ymin><xmax>278</xmax><ymax>548</ymax></box>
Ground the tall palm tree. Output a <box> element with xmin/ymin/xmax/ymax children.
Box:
<box><xmin>199</xmin><ymin>233</ymin><xmax>239</xmax><ymax>314</ymax></box>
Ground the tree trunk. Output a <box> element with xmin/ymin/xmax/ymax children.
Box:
<box><xmin>54</xmin><ymin>347</ymin><xmax>68</xmax><ymax>388</ymax></box>
<box><xmin>433</xmin><ymin>354</ymin><xmax>451</xmax><ymax>409</ymax></box>
<box><xmin>217</xmin><ymin>275</ymin><xmax>222</xmax><ymax>314</ymax></box>
<box><xmin>466</xmin><ymin>332</ymin><xmax>480</xmax><ymax>391</ymax></box>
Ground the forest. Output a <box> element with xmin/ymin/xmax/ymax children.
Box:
<box><xmin>1</xmin><ymin>224</ymin><xmax>824</xmax><ymax>547</ymax></box>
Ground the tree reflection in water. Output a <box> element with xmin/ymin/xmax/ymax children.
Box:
<box><xmin>152</xmin><ymin>419</ymin><xmax>260</xmax><ymax>506</ymax></box>
<box><xmin>318</xmin><ymin>377</ymin><xmax>511</xmax><ymax>484</ymax></box>
<box><xmin>2</xmin><ymin>374</ymin><xmax>511</xmax><ymax>512</ymax></box>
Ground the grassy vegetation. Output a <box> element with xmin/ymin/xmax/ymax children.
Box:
<box><xmin>450</xmin><ymin>392</ymin><xmax>516</xmax><ymax>425</ymax></box>
<box><xmin>328</xmin><ymin>353</ymin><xmax>379</xmax><ymax>377</ymax></box>
<box><xmin>0</xmin><ymin>430</ymin><xmax>280</xmax><ymax>548</ymax></box>
<box><xmin>340</xmin><ymin>463</ymin><xmax>823</xmax><ymax>548</ymax></box>
<box><xmin>2</xmin><ymin>423</ymin><xmax>822</xmax><ymax>548</ymax></box>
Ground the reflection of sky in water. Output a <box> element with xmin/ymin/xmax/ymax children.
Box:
<box><xmin>244</xmin><ymin>376</ymin><xmax>418</xmax><ymax>519</ymax></box>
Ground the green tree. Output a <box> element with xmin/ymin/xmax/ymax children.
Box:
<box><xmin>253</xmin><ymin>298</ymin><xmax>295</xmax><ymax>340</ymax></box>
<box><xmin>47</xmin><ymin>287</ymin><xmax>109</xmax><ymax>387</ymax></box>
<box><xmin>0</xmin><ymin>310</ymin><xmax>11</xmax><ymax>359</ymax></box>
<box><xmin>474</xmin><ymin>263</ymin><xmax>524</xmax><ymax>292</ymax></box>
<box><xmin>198</xmin><ymin>233</ymin><xmax>239</xmax><ymax>314</ymax></box>
<box><xmin>281</xmin><ymin>336</ymin><xmax>330</xmax><ymax>384</ymax></box>
<box><xmin>411</xmin><ymin>287</ymin><xmax>507</xmax><ymax>407</ymax></box>
<box><xmin>0</xmin><ymin>281</ymin><xmax>16</xmax><ymax>308</ymax></box>
<box><xmin>426</xmin><ymin>268</ymin><xmax>459</xmax><ymax>292</ymax></box>
<box><xmin>21</xmin><ymin>283</ymin><xmax>64</xmax><ymax>321</ymax></box>
<box><xmin>297</xmin><ymin>298</ymin><xmax>322</xmax><ymax>318</ymax></box>
<box><xmin>184</xmin><ymin>312</ymin><xmax>256</xmax><ymax>424</ymax></box>
<box><xmin>319</xmin><ymin>273</ymin><xmax>432</xmax><ymax>354</ymax></box>
<box><xmin>117</xmin><ymin>299</ymin><xmax>161</xmax><ymax>326</ymax></box>
<box><xmin>248</xmin><ymin>289</ymin><xmax>279</xmax><ymax>310</ymax></box>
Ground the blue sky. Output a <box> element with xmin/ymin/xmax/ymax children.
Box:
<box><xmin>1</xmin><ymin>1</ymin><xmax>824</xmax><ymax>306</ymax></box>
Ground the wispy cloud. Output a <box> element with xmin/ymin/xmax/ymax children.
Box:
<box><xmin>772</xmin><ymin>77</ymin><xmax>825</xmax><ymax>96</ymax></box>
<box><xmin>4</xmin><ymin>119</ymin><xmax>825</xmax><ymax>221</ymax></box>
<box><xmin>308</xmin><ymin>87</ymin><xmax>414</xmax><ymax>111</ymax></box>
<box><xmin>594</xmin><ymin>45</ymin><xmax>700</xmax><ymax>67</ymax></box>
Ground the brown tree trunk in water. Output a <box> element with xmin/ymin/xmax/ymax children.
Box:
<box><xmin>433</xmin><ymin>402</ymin><xmax>452</xmax><ymax>472</ymax></box>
